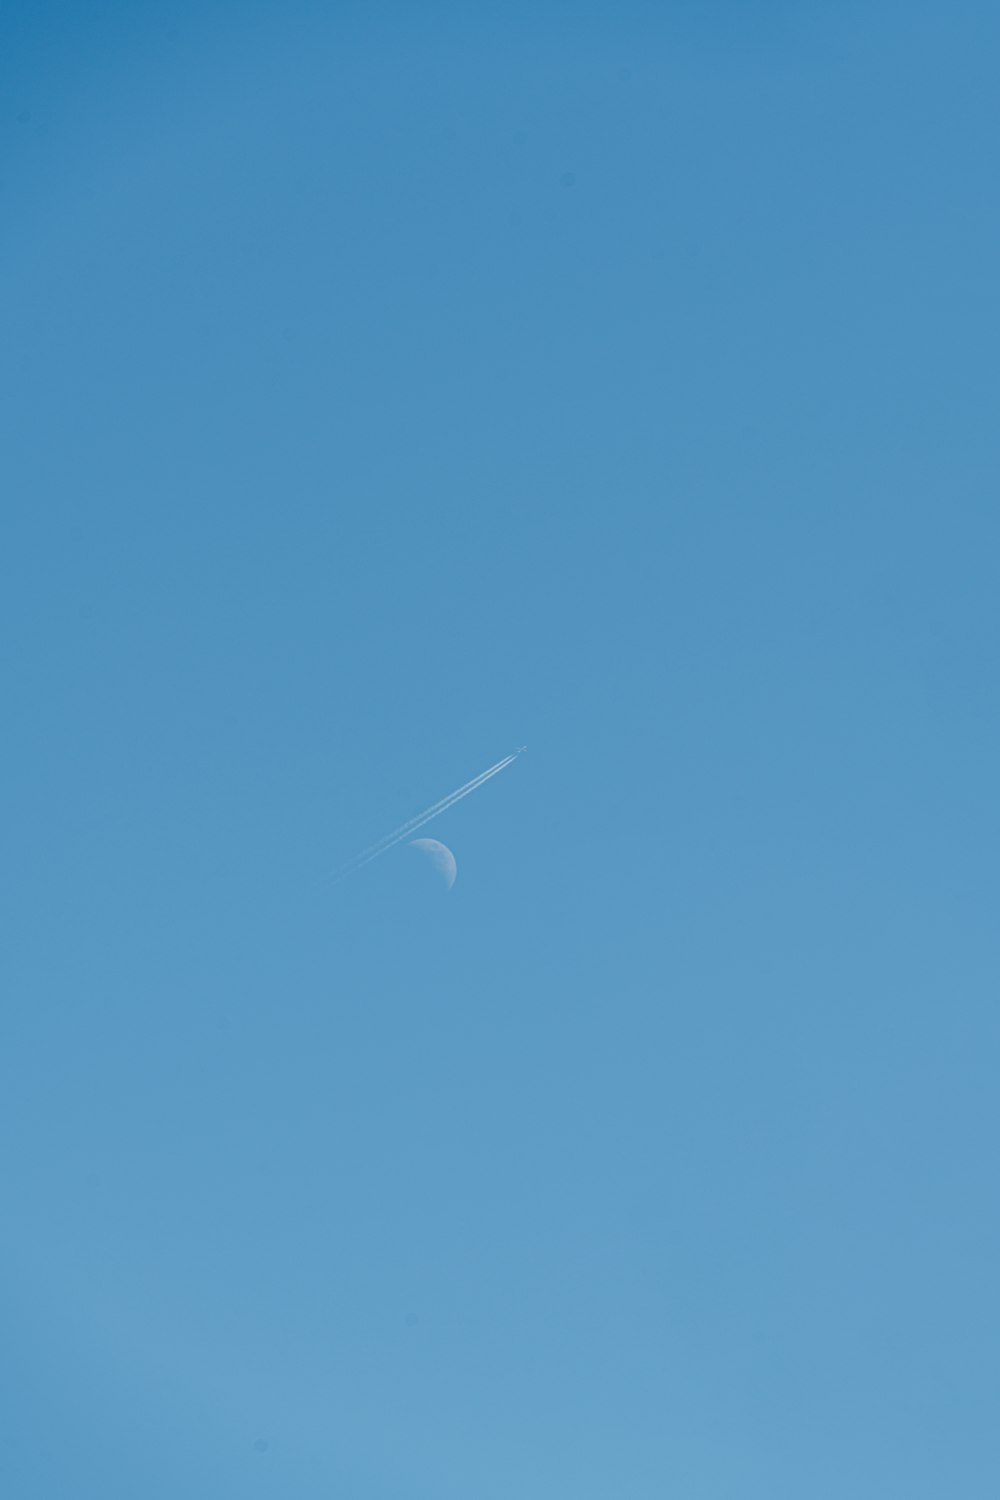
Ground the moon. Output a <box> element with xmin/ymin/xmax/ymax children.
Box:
<box><xmin>409</xmin><ymin>838</ymin><xmax>457</xmax><ymax>889</ymax></box>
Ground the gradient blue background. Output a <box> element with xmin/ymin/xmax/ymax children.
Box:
<box><xmin>3</xmin><ymin>4</ymin><xmax>999</xmax><ymax>1495</ymax></box>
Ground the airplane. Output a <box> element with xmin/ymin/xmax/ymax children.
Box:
<box><xmin>516</xmin><ymin>745</ymin><xmax>528</xmax><ymax>753</ymax></box>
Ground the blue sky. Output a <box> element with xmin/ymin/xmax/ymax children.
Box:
<box><xmin>3</xmin><ymin>3</ymin><xmax>999</xmax><ymax>1496</ymax></box>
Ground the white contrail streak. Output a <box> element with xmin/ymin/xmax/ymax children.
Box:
<box><xmin>336</xmin><ymin>753</ymin><xmax>519</xmax><ymax>879</ymax></box>
<box><xmin>342</xmin><ymin>754</ymin><xmax>515</xmax><ymax>872</ymax></box>
<box><xmin>358</xmin><ymin>757</ymin><xmax>515</xmax><ymax>862</ymax></box>
<box><xmin>336</xmin><ymin>756</ymin><xmax>517</xmax><ymax>878</ymax></box>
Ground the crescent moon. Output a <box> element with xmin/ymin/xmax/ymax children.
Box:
<box><xmin>409</xmin><ymin>838</ymin><xmax>457</xmax><ymax>889</ymax></box>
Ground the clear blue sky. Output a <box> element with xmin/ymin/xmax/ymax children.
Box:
<box><xmin>3</xmin><ymin>3</ymin><xmax>999</xmax><ymax>1496</ymax></box>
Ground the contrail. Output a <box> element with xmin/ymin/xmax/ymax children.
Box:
<box><xmin>336</xmin><ymin>754</ymin><xmax>517</xmax><ymax>878</ymax></box>
<box><xmin>340</xmin><ymin>753</ymin><xmax>515</xmax><ymax>874</ymax></box>
<box><xmin>336</xmin><ymin>752</ymin><xmax>520</xmax><ymax>879</ymax></box>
